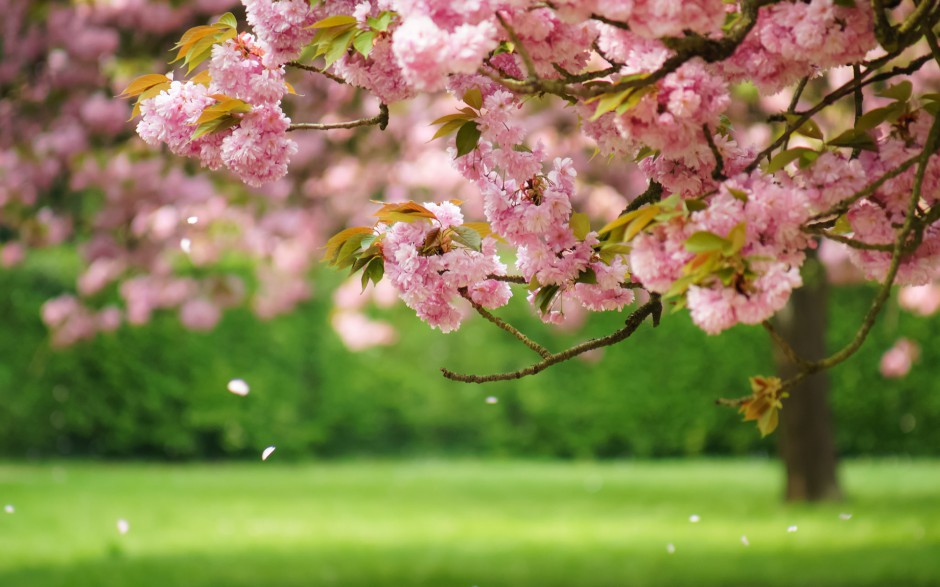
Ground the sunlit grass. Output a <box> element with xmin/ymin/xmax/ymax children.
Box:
<box><xmin>0</xmin><ymin>459</ymin><xmax>937</xmax><ymax>586</ymax></box>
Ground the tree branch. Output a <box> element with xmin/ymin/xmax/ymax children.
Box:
<box><xmin>442</xmin><ymin>296</ymin><xmax>661</xmax><ymax>383</ymax></box>
<box><xmin>702</xmin><ymin>124</ymin><xmax>726</xmax><ymax>181</ymax></box>
<box><xmin>288</xmin><ymin>103</ymin><xmax>389</xmax><ymax>132</ymax></box>
<box><xmin>286</xmin><ymin>61</ymin><xmax>346</xmax><ymax>85</ymax></box>
<box><xmin>792</xmin><ymin>111</ymin><xmax>940</xmax><ymax>379</ymax></box>
<box><xmin>459</xmin><ymin>289</ymin><xmax>552</xmax><ymax>359</ymax></box>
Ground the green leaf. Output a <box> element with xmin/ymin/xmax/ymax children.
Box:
<box><xmin>463</xmin><ymin>88</ymin><xmax>483</xmax><ymax>110</ymax></box>
<box><xmin>353</xmin><ymin>30</ymin><xmax>375</xmax><ymax>58</ymax></box>
<box><xmin>570</xmin><ymin>213</ymin><xmax>591</xmax><ymax>241</ymax></box>
<box><xmin>575</xmin><ymin>267</ymin><xmax>598</xmax><ymax>285</ymax></box>
<box><xmin>833</xmin><ymin>0</ymin><xmax>854</xmax><ymax>6</ymax></box>
<box><xmin>335</xmin><ymin>232</ymin><xmax>371</xmax><ymax>269</ymax></box>
<box><xmin>766</xmin><ymin>147</ymin><xmax>817</xmax><ymax>174</ymax></box>
<box><xmin>431</xmin><ymin>119</ymin><xmax>467</xmax><ymax>140</ymax></box>
<box><xmin>367</xmin><ymin>11</ymin><xmax>394</xmax><ymax>32</ymax></box>
<box><xmin>324</xmin><ymin>29</ymin><xmax>355</xmax><ymax>67</ymax></box>
<box><xmin>614</xmin><ymin>85</ymin><xmax>656</xmax><ymax>115</ymax></box>
<box><xmin>590</xmin><ymin>89</ymin><xmax>631</xmax><ymax>121</ymax></box>
<box><xmin>597</xmin><ymin>242</ymin><xmax>632</xmax><ymax>263</ymax></box>
<box><xmin>217</xmin><ymin>12</ymin><xmax>237</xmax><ymax>29</ymax></box>
<box><xmin>783</xmin><ymin>114</ymin><xmax>823</xmax><ymax>141</ymax></box>
<box><xmin>191</xmin><ymin>115</ymin><xmax>239</xmax><ymax>140</ymax></box>
<box><xmin>663</xmin><ymin>274</ymin><xmax>696</xmax><ymax>299</ymax></box>
<box><xmin>727</xmin><ymin>188</ymin><xmax>748</xmax><ymax>202</ymax></box>
<box><xmin>310</xmin><ymin>14</ymin><xmax>358</xmax><ymax>28</ymax></box>
<box><xmin>683</xmin><ymin>198</ymin><xmax>708</xmax><ymax>213</ymax></box>
<box><xmin>534</xmin><ymin>285</ymin><xmax>560</xmax><ymax>314</ymax></box>
<box><xmin>723</xmin><ymin>222</ymin><xmax>747</xmax><ymax>256</ymax></box>
<box><xmin>455</xmin><ymin>121</ymin><xmax>481</xmax><ymax>157</ymax></box>
<box><xmin>361</xmin><ymin>257</ymin><xmax>384</xmax><ymax>291</ymax></box>
<box><xmin>451</xmin><ymin>226</ymin><xmax>482</xmax><ymax>252</ymax></box>
<box><xmin>828</xmin><ymin>128</ymin><xmax>878</xmax><ymax>151</ymax></box>
<box><xmin>634</xmin><ymin>146</ymin><xmax>657</xmax><ymax>162</ymax></box>
<box><xmin>323</xmin><ymin>226</ymin><xmax>373</xmax><ymax>264</ymax></box>
<box><xmin>430</xmin><ymin>112</ymin><xmax>474</xmax><ymax>126</ymax></box>
<box><xmin>685</xmin><ymin>231</ymin><xmax>730</xmax><ymax>253</ymax></box>
<box><xmin>878</xmin><ymin>80</ymin><xmax>912</xmax><ymax>103</ymax></box>
<box><xmin>856</xmin><ymin>102</ymin><xmax>906</xmax><ymax>131</ymax></box>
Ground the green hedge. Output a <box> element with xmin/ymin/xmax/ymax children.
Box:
<box><xmin>0</xmin><ymin>256</ymin><xmax>937</xmax><ymax>459</ymax></box>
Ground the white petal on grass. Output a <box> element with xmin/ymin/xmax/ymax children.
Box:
<box><xmin>117</xmin><ymin>519</ymin><xmax>130</xmax><ymax>534</ymax></box>
<box><xmin>180</xmin><ymin>238</ymin><xmax>192</xmax><ymax>253</ymax></box>
<box><xmin>689</xmin><ymin>514</ymin><xmax>700</xmax><ymax>523</ymax></box>
<box><xmin>4</xmin><ymin>505</ymin><xmax>13</xmax><ymax>514</ymax></box>
<box><xmin>839</xmin><ymin>513</ymin><xmax>853</xmax><ymax>520</ymax></box>
<box><xmin>262</xmin><ymin>446</ymin><xmax>276</xmax><ymax>461</ymax></box>
<box><xmin>787</xmin><ymin>525</ymin><xmax>798</xmax><ymax>533</ymax></box>
<box><xmin>186</xmin><ymin>216</ymin><xmax>198</xmax><ymax>225</ymax></box>
<box><xmin>741</xmin><ymin>535</ymin><xmax>750</xmax><ymax>546</ymax></box>
<box><xmin>485</xmin><ymin>396</ymin><xmax>498</xmax><ymax>404</ymax></box>
<box><xmin>666</xmin><ymin>543</ymin><xmax>676</xmax><ymax>554</ymax></box>
<box><xmin>227</xmin><ymin>379</ymin><xmax>250</xmax><ymax>396</ymax></box>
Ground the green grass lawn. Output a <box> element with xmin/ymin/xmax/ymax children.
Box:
<box><xmin>0</xmin><ymin>459</ymin><xmax>937</xmax><ymax>586</ymax></box>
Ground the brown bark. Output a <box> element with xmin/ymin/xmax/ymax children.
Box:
<box><xmin>772</xmin><ymin>254</ymin><xmax>842</xmax><ymax>502</ymax></box>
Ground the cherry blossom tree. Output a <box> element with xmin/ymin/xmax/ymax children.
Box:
<box><xmin>7</xmin><ymin>0</ymin><xmax>940</xmax><ymax>500</ymax></box>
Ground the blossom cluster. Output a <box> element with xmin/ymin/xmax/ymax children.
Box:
<box><xmin>116</xmin><ymin>0</ymin><xmax>940</xmax><ymax>352</ymax></box>
<box><xmin>381</xmin><ymin>202</ymin><xmax>511</xmax><ymax>332</ymax></box>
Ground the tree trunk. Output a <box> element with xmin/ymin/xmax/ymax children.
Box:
<box><xmin>772</xmin><ymin>254</ymin><xmax>842</xmax><ymax>502</ymax></box>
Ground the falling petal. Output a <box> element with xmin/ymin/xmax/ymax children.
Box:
<box><xmin>180</xmin><ymin>238</ymin><xmax>192</xmax><ymax>253</ymax></box>
<box><xmin>666</xmin><ymin>543</ymin><xmax>676</xmax><ymax>554</ymax></box>
<box><xmin>3</xmin><ymin>505</ymin><xmax>13</xmax><ymax>514</ymax></box>
<box><xmin>787</xmin><ymin>525</ymin><xmax>798</xmax><ymax>533</ymax></box>
<box><xmin>187</xmin><ymin>216</ymin><xmax>199</xmax><ymax>225</ymax></box>
<box><xmin>689</xmin><ymin>514</ymin><xmax>700</xmax><ymax>523</ymax></box>
<box><xmin>227</xmin><ymin>379</ymin><xmax>250</xmax><ymax>396</ymax></box>
<box><xmin>485</xmin><ymin>396</ymin><xmax>498</xmax><ymax>404</ymax></box>
<box><xmin>741</xmin><ymin>535</ymin><xmax>749</xmax><ymax>546</ymax></box>
<box><xmin>262</xmin><ymin>446</ymin><xmax>276</xmax><ymax>461</ymax></box>
<box><xmin>839</xmin><ymin>513</ymin><xmax>853</xmax><ymax>520</ymax></box>
<box><xmin>117</xmin><ymin>519</ymin><xmax>130</xmax><ymax>534</ymax></box>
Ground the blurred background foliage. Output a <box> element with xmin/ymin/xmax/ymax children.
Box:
<box><xmin>1</xmin><ymin>250</ymin><xmax>935</xmax><ymax>461</ymax></box>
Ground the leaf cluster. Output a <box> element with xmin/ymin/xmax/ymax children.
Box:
<box><xmin>306</xmin><ymin>11</ymin><xmax>395</xmax><ymax>68</ymax></box>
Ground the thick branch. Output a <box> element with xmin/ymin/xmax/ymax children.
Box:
<box><xmin>442</xmin><ymin>296</ymin><xmax>661</xmax><ymax>383</ymax></box>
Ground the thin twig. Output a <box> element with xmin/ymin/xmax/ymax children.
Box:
<box><xmin>487</xmin><ymin>274</ymin><xmax>528</xmax><ymax>284</ymax></box>
<box><xmin>286</xmin><ymin>61</ymin><xmax>346</xmax><ymax>85</ymax></box>
<box><xmin>702</xmin><ymin>124</ymin><xmax>725</xmax><ymax>181</ymax></box>
<box><xmin>852</xmin><ymin>64</ymin><xmax>864</xmax><ymax>158</ymax></box>
<box><xmin>806</xmin><ymin>154</ymin><xmax>920</xmax><ymax>223</ymax></box>
<box><xmin>442</xmin><ymin>296</ymin><xmax>661</xmax><ymax>383</ymax></box>
<box><xmin>802</xmin><ymin>227</ymin><xmax>894</xmax><ymax>252</ymax></box>
<box><xmin>762</xmin><ymin>321</ymin><xmax>810</xmax><ymax>367</ymax></box>
<box><xmin>459</xmin><ymin>289</ymin><xmax>552</xmax><ymax>359</ymax></box>
<box><xmin>288</xmin><ymin>103</ymin><xmax>389</xmax><ymax>132</ymax></box>
<box><xmin>496</xmin><ymin>11</ymin><xmax>538</xmax><ymax>80</ymax></box>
